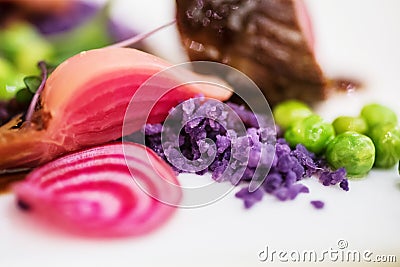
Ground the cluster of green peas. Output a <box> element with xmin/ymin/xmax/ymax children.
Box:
<box><xmin>273</xmin><ymin>100</ymin><xmax>400</xmax><ymax>178</ymax></box>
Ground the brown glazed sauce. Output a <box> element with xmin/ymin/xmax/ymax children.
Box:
<box><xmin>329</xmin><ymin>78</ymin><xmax>363</xmax><ymax>93</ymax></box>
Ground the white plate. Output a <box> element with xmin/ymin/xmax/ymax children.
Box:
<box><xmin>1</xmin><ymin>1</ymin><xmax>400</xmax><ymax>266</ymax></box>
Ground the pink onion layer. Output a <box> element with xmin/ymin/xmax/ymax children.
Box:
<box><xmin>13</xmin><ymin>142</ymin><xmax>182</xmax><ymax>237</ymax></box>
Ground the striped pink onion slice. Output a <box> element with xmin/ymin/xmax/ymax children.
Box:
<box><xmin>13</xmin><ymin>142</ymin><xmax>182</xmax><ymax>237</ymax></box>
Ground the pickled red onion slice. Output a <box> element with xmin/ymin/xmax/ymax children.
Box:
<box><xmin>13</xmin><ymin>142</ymin><xmax>182</xmax><ymax>237</ymax></box>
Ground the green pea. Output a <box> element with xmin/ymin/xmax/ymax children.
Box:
<box><xmin>332</xmin><ymin>116</ymin><xmax>368</xmax><ymax>135</ymax></box>
<box><xmin>326</xmin><ymin>132</ymin><xmax>375</xmax><ymax>178</ymax></box>
<box><xmin>361</xmin><ymin>103</ymin><xmax>397</xmax><ymax>128</ymax></box>
<box><xmin>273</xmin><ymin>100</ymin><xmax>313</xmax><ymax>130</ymax></box>
<box><xmin>284</xmin><ymin>114</ymin><xmax>335</xmax><ymax>154</ymax></box>
<box><xmin>369</xmin><ymin>123</ymin><xmax>400</xmax><ymax>168</ymax></box>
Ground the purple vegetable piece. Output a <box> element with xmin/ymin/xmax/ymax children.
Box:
<box><xmin>276</xmin><ymin>154</ymin><xmax>295</xmax><ymax>173</ymax></box>
<box><xmin>263</xmin><ymin>173</ymin><xmax>282</xmax><ymax>193</ymax></box>
<box><xmin>231</xmin><ymin>136</ymin><xmax>250</xmax><ymax>162</ymax></box>
<box><xmin>287</xmin><ymin>183</ymin><xmax>309</xmax><ymax>200</ymax></box>
<box><xmin>227</xmin><ymin>103</ymin><xmax>259</xmax><ymax>128</ymax></box>
<box><xmin>216</xmin><ymin>135</ymin><xmax>230</xmax><ymax>153</ymax></box>
<box><xmin>211</xmin><ymin>163</ymin><xmax>227</xmax><ymax>181</ymax></box>
<box><xmin>273</xmin><ymin>187</ymin><xmax>289</xmax><ymax>201</ymax></box>
<box><xmin>276</xmin><ymin>139</ymin><xmax>291</xmax><ymax>157</ymax></box>
<box><xmin>235</xmin><ymin>187</ymin><xmax>264</xmax><ymax>209</ymax></box>
<box><xmin>247</xmin><ymin>148</ymin><xmax>261</xmax><ymax>169</ymax></box>
<box><xmin>258</xmin><ymin>127</ymin><xmax>277</xmax><ymax>144</ymax></box>
<box><xmin>319</xmin><ymin>168</ymin><xmax>347</xmax><ymax>187</ymax></box>
<box><xmin>273</xmin><ymin>183</ymin><xmax>309</xmax><ymax>201</ymax></box>
<box><xmin>310</xmin><ymin>200</ymin><xmax>325</xmax><ymax>209</ymax></box>
<box><xmin>292</xmin><ymin>144</ymin><xmax>316</xmax><ymax>166</ymax></box>
<box><xmin>285</xmin><ymin>171</ymin><xmax>297</xmax><ymax>187</ymax></box>
<box><xmin>144</xmin><ymin>123</ymin><xmax>163</xmax><ymax>135</ymax></box>
<box><xmin>291</xmin><ymin>161</ymin><xmax>305</xmax><ymax>180</ymax></box>
<box><xmin>339</xmin><ymin>179</ymin><xmax>350</xmax><ymax>191</ymax></box>
<box><xmin>319</xmin><ymin>171</ymin><xmax>332</xmax><ymax>186</ymax></box>
<box><xmin>108</xmin><ymin>19</ymin><xmax>137</xmax><ymax>42</ymax></box>
<box><xmin>292</xmin><ymin>144</ymin><xmax>319</xmax><ymax>177</ymax></box>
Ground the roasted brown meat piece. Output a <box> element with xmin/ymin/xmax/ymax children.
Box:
<box><xmin>176</xmin><ymin>0</ymin><xmax>327</xmax><ymax>105</ymax></box>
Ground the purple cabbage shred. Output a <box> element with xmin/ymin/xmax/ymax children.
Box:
<box><xmin>134</xmin><ymin>99</ymin><xmax>349</xmax><ymax>209</ymax></box>
<box><xmin>310</xmin><ymin>200</ymin><xmax>325</xmax><ymax>209</ymax></box>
